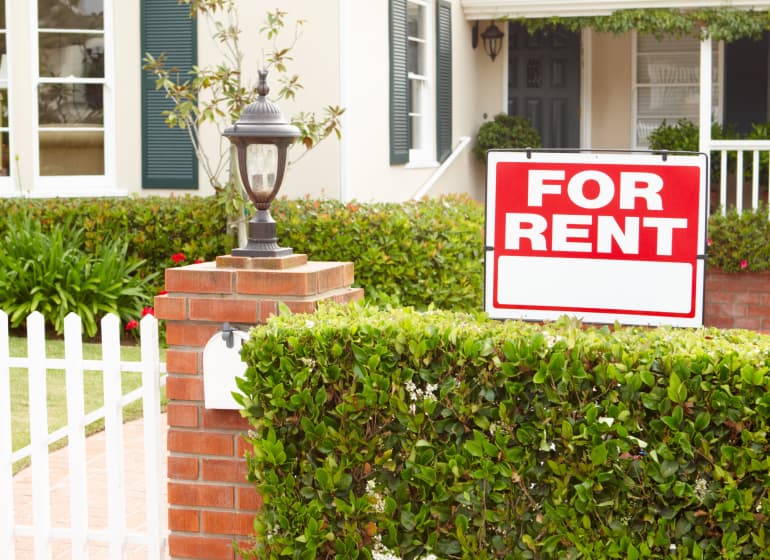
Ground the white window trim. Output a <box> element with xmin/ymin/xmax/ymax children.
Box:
<box><xmin>0</xmin><ymin>1</ymin><xmax>13</xmax><ymax>193</ymax></box>
<box><xmin>631</xmin><ymin>30</ymin><xmax>724</xmax><ymax>149</ymax></box>
<box><xmin>407</xmin><ymin>0</ymin><xmax>437</xmax><ymax>166</ymax></box>
<box><xmin>30</xmin><ymin>0</ymin><xmax>118</xmax><ymax>194</ymax></box>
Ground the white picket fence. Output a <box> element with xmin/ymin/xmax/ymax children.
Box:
<box><xmin>0</xmin><ymin>311</ymin><xmax>167</xmax><ymax>559</ymax></box>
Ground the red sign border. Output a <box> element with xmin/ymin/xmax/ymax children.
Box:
<box><xmin>484</xmin><ymin>150</ymin><xmax>708</xmax><ymax>327</ymax></box>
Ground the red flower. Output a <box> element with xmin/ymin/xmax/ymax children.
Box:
<box><xmin>194</xmin><ymin>258</ymin><xmax>204</xmax><ymax>264</ymax></box>
<box><xmin>741</xmin><ymin>259</ymin><xmax>748</xmax><ymax>270</ymax></box>
<box><xmin>171</xmin><ymin>253</ymin><xmax>186</xmax><ymax>263</ymax></box>
<box><xmin>707</xmin><ymin>238</ymin><xmax>713</xmax><ymax>247</ymax></box>
<box><xmin>142</xmin><ymin>307</ymin><xmax>155</xmax><ymax>317</ymax></box>
<box><xmin>158</xmin><ymin>290</ymin><xmax>168</xmax><ymax>295</ymax></box>
<box><xmin>125</xmin><ymin>319</ymin><xmax>139</xmax><ymax>331</ymax></box>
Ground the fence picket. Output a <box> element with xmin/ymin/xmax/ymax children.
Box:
<box><xmin>27</xmin><ymin>311</ymin><xmax>52</xmax><ymax>560</ymax></box>
<box><xmin>0</xmin><ymin>311</ymin><xmax>14</xmax><ymax>558</ymax></box>
<box><xmin>4</xmin><ymin>310</ymin><xmax>167</xmax><ymax>557</ymax></box>
<box><xmin>140</xmin><ymin>315</ymin><xmax>164</xmax><ymax>559</ymax></box>
<box><xmin>101</xmin><ymin>313</ymin><xmax>126</xmax><ymax>559</ymax></box>
<box><xmin>64</xmin><ymin>313</ymin><xmax>89</xmax><ymax>559</ymax></box>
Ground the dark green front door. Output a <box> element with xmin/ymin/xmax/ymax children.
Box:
<box><xmin>507</xmin><ymin>23</ymin><xmax>580</xmax><ymax>149</ymax></box>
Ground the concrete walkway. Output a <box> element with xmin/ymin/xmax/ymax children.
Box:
<box><xmin>12</xmin><ymin>414</ymin><xmax>169</xmax><ymax>559</ymax></box>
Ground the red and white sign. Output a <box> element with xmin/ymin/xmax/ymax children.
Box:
<box><xmin>485</xmin><ymin>151</ymin><xmax>708</xmax><ymax>327</ymax></box>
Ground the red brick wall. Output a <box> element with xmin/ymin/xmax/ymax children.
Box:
<box><xmin>155</xmin><ymin>258</ymin><xmax>363</xmax><ymax>559</ymax></box>
<box><xmin>704</xmin><ymin>269</ymin><xmax>770</xmax><ymax>332</ymax></box>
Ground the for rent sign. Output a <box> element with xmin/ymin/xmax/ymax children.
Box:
<box><xmin>485</xmin><ymin>151</ymin><xmax>708</xmax><ymax>327</ymax></box>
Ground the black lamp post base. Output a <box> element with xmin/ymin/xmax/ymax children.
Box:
<box><xmin>231</xmin><ymin>244</ymin><xmax>293</xmax><ymax>258</ymax></box>
<box><xmin>231</xmin><ymin>209</ymin><xmax>293</xmax><ymax>258</ymax></box>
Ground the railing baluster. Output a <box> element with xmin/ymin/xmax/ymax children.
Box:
<box><xmin>752</xmin><ymin>150</ymin><xmax>760</xmax><ymax>210</ymax></box>
<box><xmin>720</xmin><ymin>150</ymin><xmax>727</xmax><ymax>215</ymax></box>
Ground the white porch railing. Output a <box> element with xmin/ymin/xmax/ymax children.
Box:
<box><xmin>0</xmin><ymin>311</ymin><xmax>167</xmax><ymax>559</ymax></box>
<box><xmin>709</xmin><ymin>140</ymin><xmax>770</xmax><ymax>216</ymax></box>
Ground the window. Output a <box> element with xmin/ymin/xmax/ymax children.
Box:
<box><xmin>36</xmin><ymin>0</ymin><xmax>110</xmax><ymax>183</ymax></box>
<box><xmin>390</xmin><ymin>0</ymin><xmax>452</xmax><ymax>166</ymax></box>
<box><xmin>0</xmin><ymin>0</ymin><xmax>121</xmax><ymax>195</ymax></box>
<box><xmin>634</xmin><ymin>33</ymin><xmax>722</xmax><ymax>147</ymax></box>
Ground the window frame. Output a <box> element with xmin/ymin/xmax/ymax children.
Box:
<box><xmin>31</xmin><ymin>0</ymin><xmax>117</xmax><ymax>195</ymax></box>
<box><xmin>0</xmin><ymin>0</ymin><xmax>12</xmax><ymax>192</ymax></box>
<box><xmin>406</xmin><ymin>0</ymin><xmax>436</xmax><ymax>166</ymax></box>
<box><xmin>391</xmin><ymin>0</ymin><xmax>451</xmax><ymax>168</ymax></box>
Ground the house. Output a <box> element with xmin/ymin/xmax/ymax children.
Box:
<box><xmin>2</xmin><ymin>0</ymin><xmax>770</xmax><ymax>207</ymax></box>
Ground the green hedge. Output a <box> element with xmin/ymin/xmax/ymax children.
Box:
<box><xmin>273</xmin><ymin>196</ymin><xmax>484</xmax><ymax>310</ymax></box>
<box><xmin>0</xmin><ymin>196</ymin><xmax>234</xmax><ymax>292</ymax></box>
<box><xmin>236</xmin><ymin>304</ymin><xmax>770</xmax><ymax>559</ymax></box>
<box><xmin>1</xmin><ymin>194</ymin><xmax>767</xmax><ymax>306</ymax></box>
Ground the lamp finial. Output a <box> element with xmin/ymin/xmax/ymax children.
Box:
<box><xmin>257</xmin><ymin>69</ymin><xmax>270</xmax><ymax>97</ymax></box>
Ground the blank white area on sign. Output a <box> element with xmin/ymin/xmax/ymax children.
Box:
<box><xmin>496</xmin><ymin>256</ymin><xmax>693</xmax><ymax>314</ymax></box>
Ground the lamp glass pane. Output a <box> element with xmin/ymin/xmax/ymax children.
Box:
<box><xmin>246</xmin><ymin>143</ymin><xmax>278</xmax><ymax>195</ymax></box>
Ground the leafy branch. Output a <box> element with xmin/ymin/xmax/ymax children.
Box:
<box><xmin>142</xmin><ymin>2</ymin><xmax>344</xmax><ymax>233</ymax></box>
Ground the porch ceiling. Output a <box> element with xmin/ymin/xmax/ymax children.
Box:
<box><xmin>460</xmin><ymin>0</ymin><xmax>770</xmax><ymax>20</ymax></box>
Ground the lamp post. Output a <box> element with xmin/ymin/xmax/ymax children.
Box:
<box><xmin>224</xmin><ymin>70</ymin><xmax>300</xmax><ymax>257</ymax></box>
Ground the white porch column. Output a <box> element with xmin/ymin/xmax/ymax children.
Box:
<box><xmin>698</xmin><ymin>32</ymin><xmax>712</xmax><ymax>155</ymax></box>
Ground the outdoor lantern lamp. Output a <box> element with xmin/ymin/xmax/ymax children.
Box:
<box><xmin>481</xmin><ymin>22</ymin><xmax>504</xmax><ymax>61</ymax></box>
<box><xmin>224</xmin><ymin>69</ymin><xmax>300</xmax><ymax>257</ymax></box>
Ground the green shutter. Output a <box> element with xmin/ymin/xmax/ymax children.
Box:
<box><xmin>436</xmin><ymin>0</ymin><xmax>452</xmax><ymax>163</ymax></box>
<box><xmin>390</xmin><ymin>0</ymin><xmax>409</xmax><ymax>165</ymax></box>
<box><xmin>141</xmin><ymin>0</ymin><xmax>198</xmax><ymax>189</ymax></box>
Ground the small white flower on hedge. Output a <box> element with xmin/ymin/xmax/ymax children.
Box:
<box><xmin>694</xmin><ymin>477</ymin><xmax>709</xmax><ymax>502</ymax></box>
<box><xmin>405</xmin><ymin>380</ymin><xmax>438</xmax><ymax>402</ymax></box>
<box><xmin>366</xmin><ymin>480</ymin><xmax>386</xmax><ymax>514</ymax></box>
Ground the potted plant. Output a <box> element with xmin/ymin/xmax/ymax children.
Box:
<box><xmin>472</xmin><ymin>113</ymin><xmax>541</xmax><ymax>164</ymax></box>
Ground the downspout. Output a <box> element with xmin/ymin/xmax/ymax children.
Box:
<box><xmin>411</xmin><ymin>136</ymin><xmax>471</xmax><ymax>200</ymax></box>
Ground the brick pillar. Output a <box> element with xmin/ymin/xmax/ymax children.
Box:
<box><xmin>155</xmin><ymin>254</ymin><xmax>363</xmax><ymax>559</ymax></box>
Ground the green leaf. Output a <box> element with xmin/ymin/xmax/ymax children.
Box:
<box><xmin>591</xmin><ymin>443</ymin><xmax>608</xmax><ymax>466</ymax></box>
<box><xmin>667</xmin><ymin>372</ymin><xmax>687</xmax><ymax>403</ymax></box>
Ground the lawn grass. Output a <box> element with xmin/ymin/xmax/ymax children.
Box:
<box><xmin>8</xmin><ymin>336</ymin><xmax>167</xmax><ymax>473</ymax></box>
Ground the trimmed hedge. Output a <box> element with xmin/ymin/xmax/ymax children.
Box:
<box><xmin>1</xmin><ymin>194</ymin><xmax>768</xmax><ymax>306</ymax></box>
<box><xmin>236</xmin><ymin>304</ymin><xmax>770</xmax><ymax>559</ymax></box>
<box><xmin>0</xmin><ymin>196</ymin><xmax>235</xmax><ymax>292</ymax></box>
<box><xmin>273</xmin><ymin>196</ymin><xmax>484</xmax><ymax>310</ymax></box>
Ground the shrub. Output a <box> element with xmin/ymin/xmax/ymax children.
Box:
<box><xmin>237</xmin><ymin>304</ymin><xmax>770</xmax><ymax>559</ymax></box>
<box><xmin>272</xmin><ymin>195</ymin><xmax>485</xmax><ymax>311</ymax></box>
<box><xmin>707</xmin><ymin>205</ymin><xmax>770</xmax><ymax>271</ymax></box>
<box><xmin>0</xmin><ymin>215</ymin><xmax>156</xmax><ymax>337</ymax></box>
<box><xmin>473</xmin><ymin>113</ymin><xmax>542</xmax><ymax>163</ymax></box>
<box><xmin>0</xmin><ymin>195</ymin><xmax>235</xmax><ymax>293</ymax></box>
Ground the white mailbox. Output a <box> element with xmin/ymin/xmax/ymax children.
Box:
<box><xmin>202</xmin><ymin>325</ymin><xmax>249</xmax><ymax>410</ymax></box>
